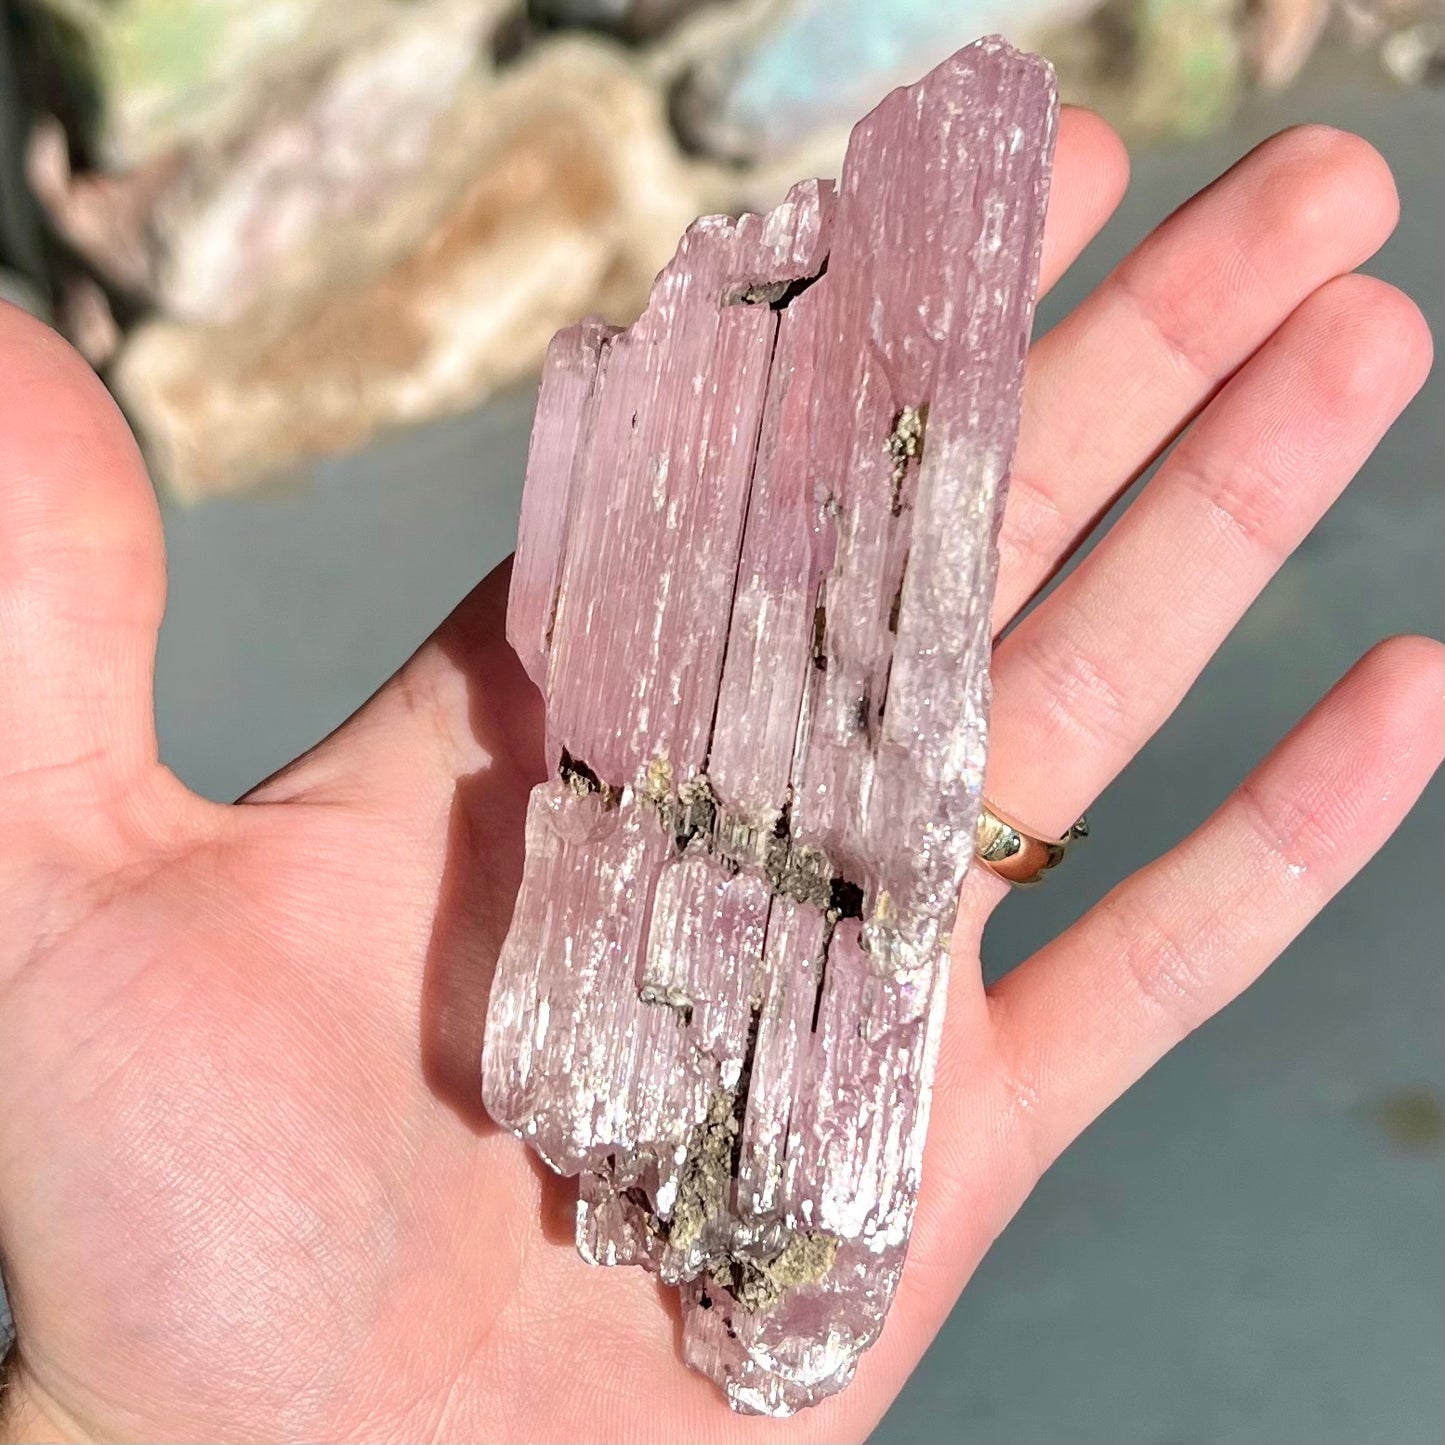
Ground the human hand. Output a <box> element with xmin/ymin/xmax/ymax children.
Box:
<box><xmin>1</xmin><ymin>113</ymin><xmax>1439</xmax><ymax>1443</ymax></box>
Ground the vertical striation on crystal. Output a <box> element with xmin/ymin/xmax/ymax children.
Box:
<box><xmin>483</xmin><ymin>36</ymin><xmax>1059</xmax><ymax>1415</ymax></box>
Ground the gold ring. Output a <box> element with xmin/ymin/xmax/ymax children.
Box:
<box><xmin>975</xmin><ymin>802</ymin><xmax>1087</xmax><ymax>886</ymax></box>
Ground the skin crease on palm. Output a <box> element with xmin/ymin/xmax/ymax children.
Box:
<box><xmin>0</xmin><ymin>108</ymin><xmax>1441</xmax><ymax>1444</ymax></box>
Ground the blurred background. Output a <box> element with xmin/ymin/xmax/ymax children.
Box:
<box><xmin>1</xmin><ymin>2</ymin><xmax>1442</xmax><ymax>1440</ymax></box>
<box><xmin>2</xmin><ymin>0</ymin><xmax>1441</xmax><ymax>496</ymax></box>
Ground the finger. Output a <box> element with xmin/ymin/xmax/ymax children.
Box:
<box><xmin>988</xmin><ymin>635</ymin><xmax>1444</xmax><ymax>1181</ymax></box>
<box><xmin>1036</xmin><ymin>107</ymin><xmax>1130</xmax><ymax>299</ymax></box>
<box><xmin>996</xmin><ymin>124</ymin><xmax>1401</xmax><ymax>629</ymax></box>
<box><xmin>0</xmin><ymin>304</ymin><xmax>166</xmax><ymax>811</ymax></box>
<box><xmin>263</xmin><ymin>112</ymin><xmax>1129</xmax><ymax>815</ymax></box>
<box><xmin>985</xmin><ymin>272</ymin><xmax>1433</xmax><ymax>840</ymax></box>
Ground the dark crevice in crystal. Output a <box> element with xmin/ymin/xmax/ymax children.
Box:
<box><xmin>639</xmin><ymin>984</ymin><xmax>695</xmax><ymax>1026</ymax></box>
<box><xmin>725</xmin><ymin>258</ymin><xmax>830</xmax><ymax>312</ymax></box>
<box><xmin>729</xmin><ymin>1006</ymin><xmax>762</xmax><ymax>1183</ymax></box>
<box><xmin>558</xmin><ymin>747</ymin><xmax>615</xmax><ymax>804</ymax></box>
<box><xmin>543</xmin><ymin>582</ymin><xmax>562</xmax><ymax>648</ymax></box>
<box><xmin>571</xmin><ymin>759</ymin><xmax>865</xmax><ymax>923</ymax></box>
<box><xmin>828</xmin><ymin>877</ymin><xmax>864</xmax><ymax>920</ymax></box>
<box><xmin>772</xmin><ymin>793</ymin><xmax>793</xmax><ymax>841</ymax></box>
<box><xmin>698</xmin><ymin>305</ymin><xmax>785</xmax><ymax>776</ymax></box>
<box><xmin>812</xmin><ymin>602</ymin><xmax>828</xmax><ymax>671</ymax></box>
<box><xmin>887</xmin><ymin>566</ymin><xmax>905</xmax><ymax>634</ymax></box>
<box><xmin>809</xmin><ymin>922</ymin><xmax>833</xmax><ymax>1035</ymax></box>
<box><xmin>671</xmin><ymin>778</ymin><xmax>718</xmax><ymax>854</ymax></box>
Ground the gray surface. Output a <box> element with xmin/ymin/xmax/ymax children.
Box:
<box><xmin>145</xmin><ymin>58</ymin><xmax>1442</xmax><ymax>1445</ymax></box>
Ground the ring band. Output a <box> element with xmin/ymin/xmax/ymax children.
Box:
<box><xmin>975</xmin><ymin>802</ymin><xmax>1087</xmax><ymax>886</ymax></box>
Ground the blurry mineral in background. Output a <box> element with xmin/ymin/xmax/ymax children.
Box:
<box><xmin>23</xmin><ymin>0</ymin><xmax>717</xmax><ymax>493</ymax></box>
<box><xmin>10</xmin><ymin>0</ymin><xmax>1441</xmax><ymax>496</ymax></box>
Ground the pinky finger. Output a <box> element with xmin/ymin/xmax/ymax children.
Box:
<box><xmin>987</xmin><ymin>635</ymin><xmax>1444</xmax><ymax>1180</ymax></box>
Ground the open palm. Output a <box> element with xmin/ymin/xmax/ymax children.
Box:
<box><xmin>1</xmin><ymin>112</ymin><xmax>1440</xmax><ymax>1444</ymax></box>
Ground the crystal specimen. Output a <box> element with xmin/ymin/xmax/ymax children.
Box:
<box><xmin>484</xmin><ymin>37</ymin><xmax>1058</xmax><ymax>1416</ymax></box>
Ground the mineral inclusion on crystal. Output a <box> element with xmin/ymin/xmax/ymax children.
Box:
<box><xmin>482</xmin><ymin>37</ymin><xmax>1058</xmax><ymax>1416</ymax></box>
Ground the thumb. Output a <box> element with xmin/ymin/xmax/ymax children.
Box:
<box><xmin>0</xmin><ymin>303</ymin><xmax>166</xmax><ymax>823</ymax></box>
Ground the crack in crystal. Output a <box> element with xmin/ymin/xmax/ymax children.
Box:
<box><xmin>558</xmin><ymin>746</ymin><xmax>617</xmax><ymax>805</ymax></box>
<box><xmin>643</xmin><ymin>1000</ymin><xmax>841</xmax><ymax>1317</ymax></box>
<box><xmin>811</xmin><ymin>600</ymin><xmax>828</xmax><ymax>671</ymax></box>
<box><xmin>887</xmin><ymin>567</ymin><xmax>905</xmax><ymax>634</ymax></box>
<box><xmin>653</xmin><ymin>766</ymin><xmax>861</xmax><ymax>918</ymax></box>
<box><xmin>698</xmin><ymin>309</ymin><xmax>786</xmax><ymax>775</ymax></box>
<box><xmin>808</xmin><ymin>919</ymin><xmax>835</xmax><ymax>1036</ymax></box>
<box><xmin>558</xmin><ymin>750</ymin><xmax>868</xmax><ymax>922</ymax></box>
<box><xmin>724</xmin><ymin>258</ymin><xmax>829</xmax><ymax>311</ymax></box>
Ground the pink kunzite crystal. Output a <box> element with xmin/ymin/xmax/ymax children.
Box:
<box><xmin>484</xmin><ymin>36</ymin><xmax>1058</xmax><ymax>1415</ymax></box>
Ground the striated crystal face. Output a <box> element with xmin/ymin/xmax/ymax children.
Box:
<box><xmin>483</xmin><ymin>37</ymin><xmax>1058</xmax><ymax>1416</ymax></box>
